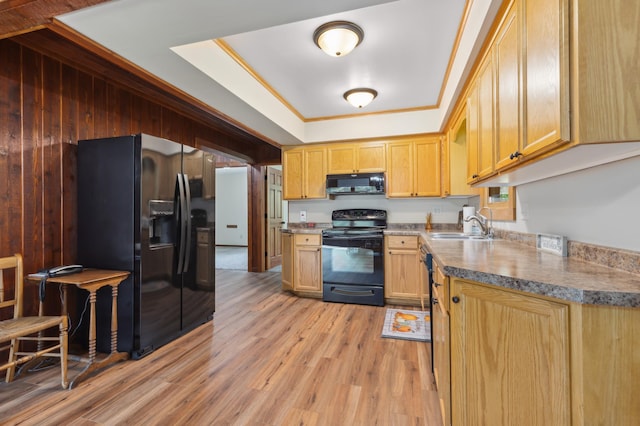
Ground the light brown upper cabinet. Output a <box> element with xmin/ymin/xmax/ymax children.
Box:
<box><xmin>326</xmin><ymin>142</ymin><xmax>386</xmax><ymax>174</ymax></box>
<box><xmin>572</xmin><ymin>0</ymin><xmax>640</xmax><ymax>144</ymax></box>
<box><xmin>521</xmin><ymin>0</ymin><xmax>570</xmax><ymax>156</ymax></box>
<box><xmin>493</xmin><ymin>0</ymin><xmax>570</xmax><ymax>171</ymax></box>
<box><xmin>387</xmin><ymin>136</ymin><xmax>441</xmax><ymax>198</ymax></box>
<box><xmin>443</xmin><ymin>107</ymin><xmax>478</xmax><ymax>197</ymax></box>
<box><xmin>465</xmin><ymin>0</ymin><xmax>640</xmax><ymax>187</ymax></box>
<box><xmin>282</xmin><ymin>146</ymin><xmax>326</xmax><ymax>200</ymax></box>
<box><xmin>466</xmin><ymin>56</ymin><xmax>495</xmax><ymax>184</ymax></box>
<box><xmin>494</xmin><ymin>4</ymin><xmax>523</xmax><ymax>171</ymax></box>
<box><xmin>466</xmin><ymin>86</ymin><xmax>479</xmax><ymax>184</ymax></box>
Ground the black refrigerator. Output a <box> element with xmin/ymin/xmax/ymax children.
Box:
<box><xmin>77</xmin><ymin>134</ymin><xmax>215</xmax><ymax>359</ymax></box>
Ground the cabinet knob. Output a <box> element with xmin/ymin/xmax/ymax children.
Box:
<box><xmin>434</xmin><ymin>282</ymin><xmax>442</xmax><ymax>287</ymax></box>
<box><xmin>433</xmin><ymin>298</ymin><xmax>439</xmax><ymax>305</ymax></box>
<box><xmin>472</xmin><ymin>174</ymin><xmax>479</xmax><ymax>179</ymax></box>
<box><xmin>452</xmin><ymin>296</ymin><xmax>460</xmax><ymax>304</ymax></box>
<box><xmin>509</xmin><ymin>151</ymin><xmax>522</xmax><ymax>160</ymax></box>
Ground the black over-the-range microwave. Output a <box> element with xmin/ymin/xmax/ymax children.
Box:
<box><xmin>326</xmin><ymin>172</ymin><xmax>386</xmax><ymax>195</ymax></box>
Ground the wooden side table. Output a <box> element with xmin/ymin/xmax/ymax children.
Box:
<box><xmin>29</xmin><ymin>269</ymin><xmax>130</xmax><ymax>388</ymax></box>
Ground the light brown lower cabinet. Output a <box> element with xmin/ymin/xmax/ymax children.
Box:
<box><xmin>450</xmin><ymin>278</ymin><xmax>570</xmax><ymax>425</ymax></box>
<box><xmin>294</xmin><ymin>234</ymin><xmax>322</xmax><ymax>295</ymax></box>
<box><xmin>432</xmin><ymin>261</ymin><xmax>450</xmax><ymax>426</ymax></box>
<box><xmin>281</xmin><ymin>232</ymin><xmax>293</xmax><ymax>292</ymax></box>
<box><xmin>442</xmin><ymin>277</ymin><xmax>640</xmax><ymax>425</ymax></box>
<box><xmin>384</xmin><ymin>235</ymin><xmax>422</xmax><ymax>305</ymax></box>
<box><xmin>281</xmin><ymin>233</ymin><xmax>322</xmax><ymax>297</ymax></box>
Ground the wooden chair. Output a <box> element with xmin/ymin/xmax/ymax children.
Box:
<box><xmin>0</xmin><ymin>254</ymin><xmax>68</xmax><ymax>389</ymax></box>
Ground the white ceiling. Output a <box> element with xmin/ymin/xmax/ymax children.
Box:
<box><xmin>56</xmin><ymin>0</ymin><xmax>503</xmax><ymax>146</ymax></box>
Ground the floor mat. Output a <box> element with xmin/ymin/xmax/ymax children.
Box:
<box><xmin>381</xmin><ymin>308</ymin><xmax>430</xmax><ymax>342</ymax></box>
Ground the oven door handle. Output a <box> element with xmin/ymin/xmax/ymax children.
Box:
<box><xmin>322</xmin><ymin>235</ymin><xmax>383</xmax><ymax>242</ymax></box>
<box><xmin>330</xmin><ymin>287</ymin><xmax>375</xmax><ymax>297</ymax></box>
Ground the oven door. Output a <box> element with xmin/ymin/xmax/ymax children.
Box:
<box><xmin>322</xmin><ymin>235</ymin><xmax>383</xmax><ymax>286</ymax></box>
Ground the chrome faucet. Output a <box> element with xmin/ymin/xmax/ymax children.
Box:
<box><xmin>478</xmin><ymin>206</ymin><xmax>494</xmax><ymax>238</ymax></box>
<box><xmin>464</xmin><ymin>207</ymin><xmax>494</xmax><ymax>238</ymax></box>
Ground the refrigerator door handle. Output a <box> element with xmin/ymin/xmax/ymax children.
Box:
<box><xmin>176</xmin><ymin>173</ymin><xmax>187</xmax><ymax>273</ymax></box>
<box><xmin>182</xmin><ymin>173</ymin><xmax>192</xmax><ymax>273</ymax></box>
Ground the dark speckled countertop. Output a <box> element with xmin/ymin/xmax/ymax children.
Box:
<box><xmin>387</xmin><ymin>229</ymin><xmax>640</xmax><ymax>308</ymax></box>
<box><xmin>282</xmin><ymin>224</ymin><xmax>640</xmax><ymax>307</ymax></box>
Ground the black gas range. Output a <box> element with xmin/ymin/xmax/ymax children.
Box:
<box><xmin>321</xmin><ymin>209</ymin><xmax>387</xmax><ymax>306</ymax></box>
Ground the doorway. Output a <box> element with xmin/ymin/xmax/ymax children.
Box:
<box><xmin>211</xmin><ymin>152</ymin><xmax>285</xmax><ymax>272</ymax></box>
<box><xmin>215</xmin><ymin>165</ymin><xmax>249</xmax><ymax>270</ymax></box>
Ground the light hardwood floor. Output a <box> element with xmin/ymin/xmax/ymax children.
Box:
<box><xmin>0</xmin><ymin>270</ymin><xmax>442</xmax><ymax>425</ymax></box>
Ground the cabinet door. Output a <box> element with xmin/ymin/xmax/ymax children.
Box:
<box><xmin>522</xmin><ymin>0</ymin><xmax>569</xmax><ymax>155</ymax></box>
<box><xmin>494</xmin><ymin>6</ymin><xmax>522</xmax><ymax>171</ymax></box>
<box><xmin>477</xmin><ymin>57</ymin><xmax>495</xmax><ymax>179</ymax></box>
<box><xmin>432</xmin><ymin>285</ymin><xmax>451</xmax><ymax>426</ymax></box>
<box><xmin>414</xmin><ymin>137</ymin><xmax>441</xmax><ymax>196</ymax></box>
<box><xmin>356</xmin><ymin>142</ymin><xmax>386</xmax><ymax>172</ymax></box>
<box><xmin>303</xmin><ymin>147</ymin><xmax>326</xmax><ymax>199</ymax></box>
<box><xmin>450</xmin><ymin>280</ymin><xmax>570</xmax><ymax>426</ymax></box>
<box><xmin>281</xmin><ymin>232</ymin><xmax>293</xmax><ymax>291</ymax></box>
<box><xmin>386</xmin><ymin>141</ymin><xmax>415</xmax><ymax>197</ymax></box>
<box><xmin>384</xmin><ymin>249</ymin><xmax>420</xmax><ymax>299</ymax></box>
<box><xmin>466</xmin><ymin>88</ymin><xmax>479</xmax><ymax>183</ymax></box>
<box><xmin>283</xmin><ymin>149</ymin><xmax>303</xmax><ymax>200</ymax></box>
<box><xmin>294</xmin><ymin>245</ymin><xmax>322</xmax><ymax>293</ymax></box>
<box><xmin>327</xmin><ymin>144</ymin><xmax>356</xmax><ymax>174</ymax></box>
<box><xmin>384</xmin><ymin>237</ymin><xmax>420</xmax><ymax>300</ymax></box>
<box><xmin>447</xmin><ymin>113</ymin><xmax>479</xmax><ymax>197</ymax></box>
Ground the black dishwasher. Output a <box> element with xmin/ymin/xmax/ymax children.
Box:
<box><xmin>420</xmin><ymin>244</ymin><xmax>434</xmax><ymax>372</ymax></box>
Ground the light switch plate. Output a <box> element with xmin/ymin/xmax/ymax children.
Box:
<box><xmin>299</xmin><ymin>210</ymin><xmax>307</xmax><ymax>222</ymax></box>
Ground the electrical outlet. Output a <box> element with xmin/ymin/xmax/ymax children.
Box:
<box><xmin>299</xmin><ymin>210</ymin><xmax>307</xmax><ymax>222</ymax></box>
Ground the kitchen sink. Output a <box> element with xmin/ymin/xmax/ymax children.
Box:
<box><xmin>428</xmin><ymin>232</ymin><xmax>493</xmax><ymax>240</ymax></box>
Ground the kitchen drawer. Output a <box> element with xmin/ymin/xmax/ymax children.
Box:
<box><xmin>433</xmin><ymin>261</ymin><xmax>449</xmax><ymax>311</ymax></box>
<box><xmin>386</xmin><ymin>235</ymin><xmax>418</xmax><ymax>249</ymax></box>
<box><xmin>295</xmin><ymin>234</ymin><xmax>321</xmax><ymax>246</ymax></box>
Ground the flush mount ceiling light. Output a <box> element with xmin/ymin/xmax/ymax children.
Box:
<box><xmin>344</xmin><ymin>88</ymin><xmax>378</xmax><ymax>108</ymax></box>
<box><xmin>313</xmin><ymin>21</ymin><xmax>364</xmax><ymax>57</ymax></box>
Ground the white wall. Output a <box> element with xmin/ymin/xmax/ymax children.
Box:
<box><xmin>497</xmin><ymin>156</ymin><xmax>640</xmax><ymax>252</ymax></box>
<box><xmin>288</xmin><ymin>196</ymin><xmax>476</xmax><ymax>227</ymax></box>
<box><xmin>287</xmin><ymin>155</ymin><xmax>640</xmax><ymax>252</ymax></box>
<box><xmin>215</xmin><ymin>167</ymin><xmax>248</xmax><ymax>246</ymax></box>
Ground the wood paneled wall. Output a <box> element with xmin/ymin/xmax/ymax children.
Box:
<box><xmin>0</xmin><ymin>38</ymin><xmax>277</xmax><ymax>318</ymax></box>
